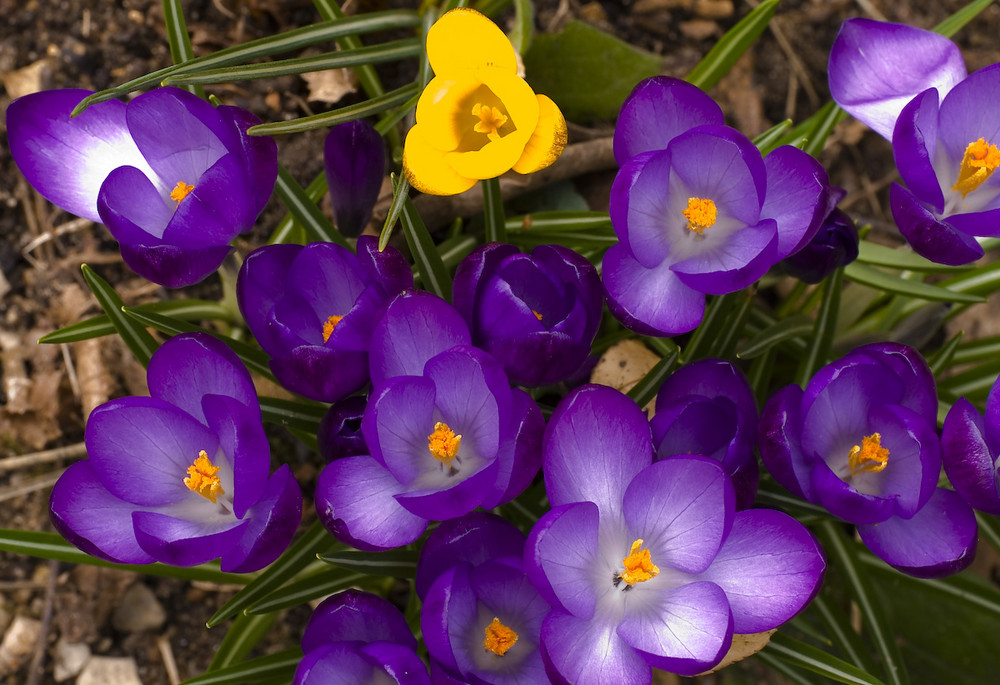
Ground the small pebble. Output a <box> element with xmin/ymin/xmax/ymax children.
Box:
<box><xmin>680</xmin><ymin>19</ymin><xmax>719</xmax><ymax>41</ymax></box>
<box><xmin>694</xmin><ymin>0</ymin><xmax>734</xmax><ymax>20</ymax></box>
<box><xmin>0</xmin><ymin>615</ymin><xmax>41</xmax><ymax>674</ymax></box>
<box><xmin>76</xmin><ymin>656</ymin><xmax>141</xmax><ymax>685</ymax></box>
<box><xmin>54</xmin><ymin>640</ymin><xmax>91</xmax><ymax>682</ymax></box>
<box><xmin>112</xmin><ymin>583</ymin><xmax>167</xmax><ymax>633</ymax></box>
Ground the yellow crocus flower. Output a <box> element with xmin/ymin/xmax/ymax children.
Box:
<box><xmin>402</xmin><ymin>8</ymin><xmax>567</xmax><ymax>196</ymax></box>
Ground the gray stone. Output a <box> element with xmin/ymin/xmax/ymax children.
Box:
<box><xmin>54</xmin><ymin>640</ymin><xmax>91</xmax><ymax>682</ymax></box>
<box><xmin>111</xmin><ymin>583</ymin><xmax>166</xmax><ymax>633</ymax></box>
<box><xmin>76</xmin><ymin>656</ymin><xmax>142</xmax><ymax>685</ymax></box>
<box><xmin>0</xmin><ymin>615</ymin><xmax>41</xmax><ymax>674</ymax></box>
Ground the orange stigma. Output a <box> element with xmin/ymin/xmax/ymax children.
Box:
<box><xmin>170</xmin><ymin>181</ymin><xmax>195</xmax><ymax>203</ymax></box>
<box><xmin>848</xmin><ymin>433</ymin><xmax>890</xmax><ymax>476</ymax></box>
<box><xmin>322</xmin><ymin>314</ymin><xmax>344</xmax><ymax>343</ymax></box>
<box><xmin>682</xmin><ymin>197</ymin><xmax>717</xmax><ymax>234</ymax></box>
<box><xmin>184</xmin><ymin>450</ymin><xmax>224</xmax><ymax>503</ymax></box>
<box><xmin>532</xmin><ymin>310</ymin><xmax>543</xmax><ymax>321</ymax></box>
<box><xmin>953</xmin><ymin>137</ymin><xmax>1000</xmax><ymax>197</ymax></box>
<box><xmin>472</xmin><ymin>103</ymin><xmax>509</xmax><ymax>142</ymax></box>
<box><xmin>427</xmin><ymin>421</ymin><xmax>462</xmax><ymax>465</ymax></box>
<box><xmin>618</xmin><ymin>539</ymin><xmax>659</xmax><ymax>586</ymax></box>
<box><xmin>483</xmin><ymin>617</ymin><xmax>518</xmax><ymax>656</ymax></box>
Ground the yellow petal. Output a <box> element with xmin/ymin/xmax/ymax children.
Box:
<box><xmin>415</xmin><ymin>74</ymin><xmax>483</xmax><ymax>152</ymax></box>
<box><xmin>403</xmin><ymin>124</ymin><xmax>477</xmax><ymax>196</ymax></box>
<box><xmin>512</xmin><ymin>95</ymin><xmax>568</xmax><ymax>174</ymax></box>
<box><xmin>427</xmin><ymin>8</ymin><xmax>518</xmax><ymax>77</ymax></box>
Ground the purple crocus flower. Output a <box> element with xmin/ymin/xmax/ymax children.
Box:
<box><xmin>526</xmin><ymin>385</ymin><xmax>825</xmax><ymax>683</ymax></box>
<box><xmin>317</xmin><ymin>395</ymin><xmax>369</xmax><ymax>464</ymax></box>
<box><xmin>49</xmin><ymin>333</ymin><xmax>302</xmax><ymax>572</ymax></box>
<box><xmin>324</xmin><ymin>120</ymin><xmax>386</xmax><ymax>238</ymax></box>
<box><xmin>236</xmin><ymin>236</ymin><xmax>412</xmax><ymax>403</ymax></box>
<box><xmin>942</xmin><ymin>378</ymin><xmax>1000</xmax><ymax>515</ymax></box>
<box><xmin>294</xmin><ymin>589</ymin><xmax>429</xmax><ymax>685</ymax></box>
<box><xmin>7</xmin><ymin>88</ymin><xmax>277</xmax><ymax>287</ymax></box>
<box><xmin>605</xmin><ymin>76</ymin><xmax>829</xmax><ymax>336</ymax></box>
<box><xmin>651</xmin><ymin>359</ymin><xmax>759</xmax><ymax>509</ymax></box>
<box><xmin>780</xmin><ymin>187</ymin><xmax>860</xmax><ymax>283</ymax></box>
<box><xmin>315</xmin><ymin>291</ymin><xmax>543</xmax><ymax>550</ymax></box>
<box><xmin>453</xmin><ymin>243</ymin><xmax>603</xmax><ymax>386</ymax></box>
<box><xmin>759</xmin><ymin>342</ymin><xmax>977</xmax><ymax>578</ymax></box>
<box><xmin>829</xmin><ymin>18</ymin><xmax>1000</xmax><ymax>264</ymax></box>
<box><xmin>418</xmin><ymin>513</ymin><xmax>550</xmax><ymax>685</ymax></box>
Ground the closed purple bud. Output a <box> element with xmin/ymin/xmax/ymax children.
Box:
<box><xmin>317</xmin><ymin>395</ymin><xmax>368</xmax><ymax>464</ymax></box>
<box><xmin>324</xmin><ymin>120</ymin><xmax>385</xmax><ymax>238</ymax></box>
<box><xmin>782</xmin><ymin>188</ymin><xmax>859</xmax><ymax>283</ymax></box>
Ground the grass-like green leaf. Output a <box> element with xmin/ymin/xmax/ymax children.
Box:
<box><xmin>80</xmin><ymin>264</ymin><xmax>158</xmax><ymax>367</ymax></box>
<box><xmin>754</xmin><ymin>118</ymin><xmax>793</xmax><ymax>155</ymax></box>
<box><xmin>939</xmin><ymin>359</ymin><xmax>1000</xmax><ymax>402</ymax></box>
<box><xmin>313</xmin><ymin>0</ymin><xmax>389</xmax><ymax>98</ymax></box>
<box><xmin>206</xmin><ymin>613</ymin><xmax>277</xmax><ymax>672</ymax></box>
<box><xmin>796</xmin><ymin>268</ymin><xmax>842</xmax><ymax>400</ymax></box>
<box><xmin>258</xmin><ymin>396</ymin><xmax>328</xmax><ymax>433</ymax></box>
<box><xmin>482</xmin><ymin>177</ymin><xmax>507</xmax><ymax>244</ymax></box>
<box><xmin>682</xmin><ymin>291</ymin><xmax>741</xmax><ymax>362</ymax></box>
<box><xmin>245</xmin><ymin>571</ymin><xmax>370</xmax><ymax>615</ymax></box>
<box><xmin>182</xmin><ymin>648</ymin><xmax>301</xmax><ymax>685</ymax></box>
<box><xmin>207</xmin><ymin>521</ymin><xmax>336</xmax><ymax>627</ymax></box>
<box><xmin>400</xmin><ymin>185</ymin><xmax>452</xmax><ymax>302</ymax></box>
<box><xmin>248</xmin><ymin>82</ymin><xmax>419</xmax><ymax>136</ymax></box>
<box><xmin>162</xmin><ymin>0</ymin><xmax>202</xmax><ymax>97</ymax></box>
<box><xmin>846</xmin><ymin>262</ymin><xmax>985</xmax><ymax>303</ymax></box>
<box><xmin>39</xmin><ymin>299</ymin><xmax>234</xmax><ymax>344</ymax></box>
<box><xmin>934</xmin><ymin>0</ymin><xmax>997</xmax><ymax>37</ymax></box>
<box><xmin>927</xmin><ymin>330</ymin><xmax>964</xmax><ymax>377</ymax></box>
<box><xmin>856</xmin><ymin>241</ymin><xmax>973</xmax><ymax>273</ymax></box>
<box><xmin>738</xmin><ymin>315</ymin><xmax>814</xmax><ymax>360</ymax></box>
<box><xmin>509</xmin><ymin>0</ymin><xmax>535</xmax><ymax>54</ymax></box>
<box><xmin>764</xmin><ymin>630</ymin><xmax>887</xmax><ymax>685</ymax></box>
<box><xmin>506</xmin><ymin>211</ymin><xmax>613</xmax><ymax>233</ymax></box>
<box><xmin>685</xmin><ymin>0</ymin><xmax>779</xmax><ymax>91</ymax></box>
<box><xmin>951</xmin><ymin>334</ymin><xmax>1000</xmax><ymax>366</ymax></box>
<box><xmin>800</xmin><ymin>100</ymin><xmax>849</xmax><ymax>158</ymax></box>
<box><xmin>318</xmin><ymin>549</ymin><xmax>419</xmax><ymax>578</ymax></box>
<box><xmin>810</xmin><ymin>592</ymin><xmax>881</xmax><ymax>675</ymax></box>
<box><xmin>626</xmin><ymin>348</ymin><xmax>679</xmax><ymax>408</ymax></box>
<box><xmin>269</xmin><ymin>172</ymin><xmax>327</xmax><ymax>245</ymax></box>
<box><xmin>0</xmin><ymin>529</ymin><xmax>253</xmax><ymax>584</ymax></box>
<box><xmin>507</xmin><ymin>230</ymin><xmax>616</xmax><ymax>249</ymax></box>
<box><xmin>379</xmin><ymin>173</ymin><xmax>410</xmax><ymax>250</ymax></box>
<box><xmin>164</xmin><ymin>39</ymin><xmax>420</xmax><ymax>86</ymax></box>
<box><xmin>273</xmin><ymin>165</ymin><xmax>348</xmax><ymax>247</ymax></box>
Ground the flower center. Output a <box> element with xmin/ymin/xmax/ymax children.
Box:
<box><xmin>170</xmin><ymin>181</ymin><xmax>195</xmax><ymax>204</ymax></box>
<box><xmin>427</xmin><ymin>421</ymin><xmax>462</xmax><ymax>465</ymax></box>
<box><xmin>618</xmin><ymin>538</ymin><xmax>660</xmax><ymax>586</ymax></box>
<box><xmin>532</xmin><ymin>310</ymin><xmax>543</xmax><ymax>321</ymax></box>
<box><xmin>483</xmin><ymin>617</ymin><xmax>518</xmax><ymax>656</ymax></box>
<box><xmin>184</xmin><ymin>450</ymin><xmax>225</xmax><ymax>503</ymax></box>
<box><xmin>953</xmin><ymin>137</ymin><xmax>1000</xmax><ymax>198</ymax></box>
<box><xmin>848</xmin><ymin>433</ymin><xmax>889</xmax><ymax>477</ymax></box>
<box><xmin>322</xmin><ymin>314</ymin><xmax>344</xmax><ymax>343</ymax></box>
<box><xmin>472</xmin><ymin>103</ymin><xmax>508</xmax><ymax>143</ymax></box>
<box><xmin>682</xmin><ymin>197</ymin><xmax>717</xmax><ymax>235</ymax></box>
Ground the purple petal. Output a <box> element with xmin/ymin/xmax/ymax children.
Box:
<box><xmin>161</xmin><ymin>152</ymin><xmax>254</xmax><ymax>247</ymax></box>
<box><xmin>610</xmin><ymin>151</ymin><xmax>656</xmax><ymax>244</ymax></box>
<box><xmin>942</xmin><ymin>398</ymin><xmax>1000</xmax><ymax>514</ymax></box>
<box><xmin>361</xmin><ymin>642</ymin><xmax>431</xmax><ymax>685</ymax></box>
<box><xmin>479</xmin><ymin>388</ymin><xmax>544</xmax><ymax>510</ymax></box>
<box><xmin>315</xmin><ymin>455</ymin><xmax>427</xmax><ymax>551</ymax></box>
<box><xmin>828</xmin><ymin>18</ymin><xmax>966</xmax><ymax>140</ymax></box>
<box><xmin>118</xmin><ymin>240</ymin><xmax>233</xmax><ymax>288</ymax></box>
<box><xmin>617</xmin><ymin>149</ymin><xmax>674</xmax><ymax>269</ymax></box>
<box><xmin>893</xmin><ymin>88</ymin><xmax>945</xmax><ymax>213</ymax></box>
<box><xmin>602</xmin><ymin>243</ymin><xmax>705</xmax><ymax>337</ymax></box>
<box><xmin>698</xmin><ymin>509</ymin><xmax>825</xmax><ymax>633</ymax></box>
<box><xmin>761</xmin><ymin>146</ymin><xmax>829</xmax><ymax>259</ymax></box>
<box><xmin>614</xmin><ymin>76</ymin><xmax>724</xmax><ymax>166</ymax></box>
<box><xmin>393</xmin><ymin>457</ymin><xmax>500</xmax><ymax>521</ymax></box>
<box><xmin>857</xmin><ymin>487</ymin><xmax>977</xmax><ymax>578</ymax></box>
<box><xmin>671</xmin><ymin>218</ymin><xmax>778</xmax><ymax>294</ymax></box>
<box><xmin>317</xmin><ymin>395</ymin><xmax>369</xmax><ymax>464</ymax></box>
<box><xmin>616</xmin><ymin>581</ymin><xmax>733</xmax><ymax>676</ymax></box>
<box><xmin>416</xmin><ymin>511</ymin><xmax>526</xmax><ymax>599</ymax></box>
<box><xmin>421</xmin><ymin>564</ymin><xmax>476</xmax><ymax>678</ymax></box>
<box><xmin>7</xmin><ymin>89</ymin><xmax>152</xmax><ymax>223</ymax></box>
<box><xmin>85</xmin><ymin>396</ymin><xmax>219</xmax><ymax>506</ymax></box>
<box><xmin>201</xmin><ymin>394</ymin><xmax>269</xmax><ymax>518</ymax></box>
<box><xmin>543</xmin><ymin>384</ymin><xmax>652</xmax><ymax>515</ymax></box>
<box><xmin>654</xmin><ymin>358</ymin><xmax>757</xmax><ymax>422</ymax></box>
<box><xmin>237</xmin><ymin>244</ymin><xmax>303</xmax><ymax>354</ymax></box>
<box><xmin>758</xmin><ymin>385</ymin><xmax>813</xmax><ymax>501</ymax></box>
<box><xmin>147</xmin><ymin>332</ymin><xmax>258</xmax><ymax>425</ymax></box>
<box><xmin>364</xmin><ymin>375</ymin><xmax>436</xmax><ymax>476</ymax></box>
<box><xmin>325</xmin><ymin>120</ymin><xmax>386</xmax><ymax>238</ymax></box>
<box><xmin>452</xmin><ymin>242</ymin><xmax>520</xmax><ymax>323</ymax></box>
<box><xmin>948</xmin><ymin>207</ymin><xmax>1000</xmax><ymax>239</ymax></box>
<box><xmin>539</xmin><ymin>610</ymin><xmax>650</xmax><ymax>685</ymax></box>
<box><xmin>293</xmin><ymin>643</ymin><xmax>381</xmax><ymax>685</ymax></box>
<box><xmin>937</xmin><ymin>64</ymin><xmax>1000</xmax><ymax>173</ymax></box>
<box><xmin>132</xmin><ymin>510</ymin><xmax>247</xmax><ymax>566</ymax></box>
<box><xmin>49</xmin><ymin>461</ymin><xmax>155</xmax><ymax>565</ymax></box>
<box><xmin>303</xmin><ymin>589</ymin><xmax>417</xmax><ymax>653</ymax></box>
<box><xmin>270</xmin><ymin>346</ymin><xmax>369</xmax><ymax>403</ymax></box>
<box><xmin>216</xmin><ymin>104</ymin><xmax>278</xmax><ymax>216</ymax></box>
<box><xmin>98</xmin><ymin>165</ymin><xmax>173</xmax><ymax>242</ymax></box>
<box><xmin>221</xmin><ymin>465</ymin><xmax>302</xmax><ymax>573</ymax></box>
<box><xmin>356</xmin><ymin>235</ymin><xmax>415</xmax><ymax>299</ymax></box>
<box><xmin>370</xmin><ymin>291</ymin><xmax>471</xmax><ymax>386</ymax></box>
<box><xmin>890</xmin><ymin>183</ymin><xmax>983</xmax><ymax>265</ymax></box>
<box><xmin>525</xmin><ymin>501</ymin><xmax>601</xmax><ymax>618</ymax></box>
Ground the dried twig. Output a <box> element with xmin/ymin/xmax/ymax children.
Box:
<box><xmin>0</xmin><ymin>443</ymin><xmax>87</xmax><ymax>473</ymax></box>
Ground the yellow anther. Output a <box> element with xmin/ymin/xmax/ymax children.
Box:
<box><xmin>472</xmin><ymin>103</ymin><xmax>508</xmax><ymax>142</ymax></box>
<box><xmin>170</xmin><ymin>181</ymin><xmax>195</xmax><ymax>203</ymax></box>
<box><xmin>619</xmin><ymin>539</ymin><xmax>659</xmax><ymax>586</ymax></box>
<box><xmin>848</xmin><ymin>433</ymin><xmax>890</xmax><ymax>477</ymax></box>
<box><xmin>322</xmin><ymin>314</ymin><xmax>344</xmax><ymax>343</ymax></box>
<box><xmin>184</xmin><ymin>450</ymin><xmax>225</xmax><ymax>503</ymax></box>
<box><xmin>682</xmin><ymin>197</ymin><xmax>717</xmax><ymax>235</ymax></box>
<box><xmin>483</xmin><ymin>617</ymin><xmax>518</xmax><ymax>656</ymax></box>
<box><xmin>953</xmin><ymin>137</ymin><xmax>1000</xmax><ymax>197</ymax></box>
<box><xmin>532</xmin><ymin>310</ymin><xmax>543</xmax><ymax>321</ymax></box>
<box><xmin>427</xmin><ymin>421</ymin><xmax>462</xmax><ymax>465</ymax></box>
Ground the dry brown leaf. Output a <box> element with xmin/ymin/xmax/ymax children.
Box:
<box><xmin>1</xmin><ymin>58</ymin><xmax>54</xmax><ymax>99</ymax></box>
<box><xmin>703</xmin><ymin>629</ymin><xmax>777</xmax><ymax>673</ymax></box>
<box><xmin>302</xmin><ymin>68</ymin><xmax>358</xmax><ymax>104</ymax></box>
<box><xmin>589</xmin><ymin>339</ymin><xmax>660</xmax><ymax>415</ymax></box>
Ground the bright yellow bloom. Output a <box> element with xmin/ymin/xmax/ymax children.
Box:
<box><xmin>402</xmin><ymin>8</ymin><xmax>568</xmax><ymax>196</ymax></box>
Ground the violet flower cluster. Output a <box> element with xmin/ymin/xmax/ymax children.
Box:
<box><xmin>829</xmin><ymin>18</ymin><xmax>1000</xmax><ymax>264</ymax></box>
<box><xmin>8</xmin><ymin>87</ymin><xmax>277</xmax><ymax>287</ymax></box>
<box><xmin>50</xmin><ymin>333</ymin><xmax>302</xmax><ymax>572</ymax></box>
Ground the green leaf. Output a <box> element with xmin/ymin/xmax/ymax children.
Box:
<box><xmin>754</xmin><ymin>118</ymin><xmax>793</xmax><ymax>155</ymax></box>
<box><xmin>245</xmin><ymin>571</ymin><xmax>370</xmax><ymax>615</ymax></box>
<box><xmin>269</xmin><ymin>172</ymin><xmax>326</xmax><ymax>245</ymax></box>
<box><xmin>399</xmin><ymin>184</ymin><xmax>452</xmax><ymax>302</ymax></box>
<box><xmin>626</xmin><ymin>349</ymin><xmax>679</xmax><ymax>408</ymax></box>
<box><xmin>379</xmin><ymin>173</ymin><xmax>410</xmax><ymax>250</ymax></box>
<box><xmin>207</xmin><ymin>521</ymin><xmax>336</xmax><ymax>627</ymax></box>
<box><xmin>764</xmin><ymin>630</ymin><xmax>887</xmax><ymax>685</ymax></box>
<box><xmin>845</xmin><ymin>262</ymin><xmax>985</xmax><ymax>304</ymax></box>
<box><xmin>755</xmin><ymin>649</ymin><xmax>819</xmax><ymax>685</ymax></box>
<box><xmin>162</xmin><ymin>0</ymin><xmax>203</xmax><ymax>97</ymax></box>
<box><xmin>938</xmin><ymin>359</ymin><xmax>1000</xmax><ymax>402</ymax></box>
<box><xmin>800</xmin><ymin>100</ymin><xmax>849</xmax><ymax>158</ymax></box>
<box><xmin>523</xmin><ymin>21</ymin><xmax>661</xmax><ymax>122</ymax></box>
<box><xmin>738</xmin><ymin>315</ymin><xmax>814</xmax><ymax>360</ymax></box>
<box><xmin>0</xmin><ymin>529</ymin><xmax>252</xmax><ymax>584</ymax></box>
<box><xmin>507</xmin><ymin>230</ymin><xmax>616</xmax><ymax>249</ymax></box>
<box><xmin>163</xmin><ymin>39</ymin><xmax>421</xmax><ymax>85</ymax></box>
<box><xmin>682</xmin><ymin>291</ymin><xmax>742</xmax><ymax>362</ymax></box>
<box><xmin>810</xmin><ymin>592</ymin><xmax>881</xmax><ymax>675</ymax></box>
<box><xmin>482</xmin><ymin>177</ymin><xmax>507</xmax><ymax>244</ymax></box>
<box><xmin>318</xmin><ymin>549</ymin><xmax>419</xmax><ymax>578</ymax></box>
<box><xmin>685</xmin><ymin>0</ymin><xmax>780</xmax><ymax>91</ymax></box>
<box><xmin>80</xmin><ymin>264</ymin><xmax>158</xmax><ymax>367</ymax></box>
<box><xmin>259</xmin><ymin>396</ymin><xmax>328</xmax><ymax>433</ymax></box>
<box><xmin>206</xmin><ymin>613</ymin><xmax>277</xmax><ymax>672</ymax></box>
<box><xmin>39</xmin><ymin>299</ymin><xmax>234</xmax><ymax>344</ymax></box>
<box><xmin>951</xmin><ymin>334</ymin><xmax>1000</xmax><ymax>366</ymax></box>
<box><xmin>273</xmin><ymin>165</ymin><xmax>348</xmax><ymax>246</ymax></box>
<box><xmin>934</xmin><ymin>0</ymin><xmax>997</xmax><ymax>37</ymax></box>
<box><xmin>508</xmin><ymin>0</ymin><xmax>535</xmax><ymax>54</ymax></box>
<box><xmin>976</xmin><ymin>512</ymin><xmax>1000</xmax><ymax>555</ymax></box>
<box><xmin>856</xmin><ymin>241</ymin><xmax>973</xmax><ymax>273</ymax></box>
<box><xmin>313</xmin><ymin>0</ymin><xmax>390</xmax><ymax>100</ymax></box>
<box><xmin>927</xmin><ymin>330</ymin><xmax>963</xmax><ymax>377</ymax></box>
<box><xmin>181</xmin><ymin>648</ymin><xmax>300</xmax><ymax>685</ymax></box>
<box><xmin>506</xmin><ymin>211</ymin><xmax>612</xmax><ymax>233</ymax></box>
<box><xmin>248</xmin><ymin>82</ymin><xmax>419</xmax><ymax>136</ymax></box>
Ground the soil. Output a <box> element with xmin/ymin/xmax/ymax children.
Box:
<box><xmin>1</xmin><ymin>0</ymin><xmax>999</xmax><ymax>683</ymax></box>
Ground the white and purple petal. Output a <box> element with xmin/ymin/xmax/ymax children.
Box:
<box><xmin>539</xmin><ymin>610</ymin><xmax>650</xmax><ymax>685</ymax></box>
<box><xmin>761</xmin><ymin>145</ymin><xmax>830</xmax><ymax>259</ymax></box>
<box><xmin>220</xmin><ymin>465</ymin><xmax>302</xmax><ymax>573</ymax></box>
<box><xmin>942</xmin><ymin>397</ymin><xmax>1000</xmax><ymax>515</ymax></box>
<box><xmin>890</xmin><ymin>183</ymin><xmax>983</xmax><ymax>265</ymax></box>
